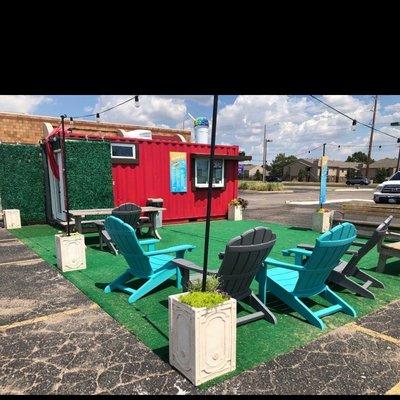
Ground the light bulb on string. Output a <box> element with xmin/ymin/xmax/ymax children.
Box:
<box><xmin>134</xmin><ymin>95</ymin><xmax>140</xmax><ymax>108</ymax></box>
<box><xmin>96</xmin><ymin>113</ymin><xmax>100</xmax><ymax>123</ymax></box>
<box><xmin>70</xmin><ymin>117</ymin><xmax>74</xmax><ymax>129</ymax></box>
<box><xmin>351</xmin><ymin>120</ymin><xmax>357</xmax><ymax>131</ymax></box>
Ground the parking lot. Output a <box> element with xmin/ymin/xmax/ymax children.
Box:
<box><xmin>241</xmin><ymin>187</ymin><xmax>375</xmax><ymax>228</ymax></box>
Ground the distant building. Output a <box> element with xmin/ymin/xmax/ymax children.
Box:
<box><xmin>283</xmin><ymin>158</ymin><xmax>364</xmax><ymax>182</ymax></box>
<box><xmin>362</xmin><ymin>158</ymin><xmax>398</xmax><ymax>179</ymax></box>
<box><xmin>241</xmin><ymin>164</ymin><xmax>269</xmax><ymax>179</ymax></box>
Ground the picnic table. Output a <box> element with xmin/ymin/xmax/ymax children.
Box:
<box><xmin>67</xmin><ymin>207</ymin><xmax>166</xmax><ymax>239</ymax></box>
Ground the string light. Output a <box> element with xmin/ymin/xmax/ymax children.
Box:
<box><xmin>69</xmin><ymin>117</ymin><xmax>74</xmax><ymax>129</ymax></box>
<box><xmin>309</xmin><ymin>95</ymin><xmax>399</xmax><ymax>140</ymax></box>
<box><xmin>134</xmin><ymin>95</ymin><xmax>140</xmax><ymax>108</ymax></box>
<box><xmin>351</xmin><ymin>120</ymin><xmax>357</xmax><ymax>131</ymax></box>
<box><xmin>96</xmin><ymin>113</ymin><xmax>100</xmax><ymax>123</ymax></box>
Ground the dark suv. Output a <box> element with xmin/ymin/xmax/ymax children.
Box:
<box><xmin>346</xmin><ymin>177</ymin><xmax>370</xmax><ymax>186</ymax></box>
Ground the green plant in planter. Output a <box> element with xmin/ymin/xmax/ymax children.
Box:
<box><xmin>229</xmin><ymin>197</ymin><xmax>248</xmax><ymax>210</ymax></box>
<box><xmin>179</xmin><ymin>276</ymin><xmax>230</xmax><ymax>309</ymax></box>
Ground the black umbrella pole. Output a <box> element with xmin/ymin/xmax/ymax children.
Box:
<box><xmin>201</xmin><ymin>95</ymin><xmax>219</xmax><ymax>292</ymax></box>
<box><xmin>61</xmin><ymin>115</ymin><xmax>71</xmax><ymax>236</ymax></box>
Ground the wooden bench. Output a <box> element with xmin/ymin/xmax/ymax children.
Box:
<box><xmin>332</xmin><ymin>202</ymin><xmax>400</xmax><ymax>239</ymax></box>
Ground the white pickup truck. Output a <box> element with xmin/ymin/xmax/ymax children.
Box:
<box><xmin>374</xmin><ymin>171</ymin><xmax>400</xmax><ymax>204</ymax></box>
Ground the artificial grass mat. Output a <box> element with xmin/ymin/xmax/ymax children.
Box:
<box><xmin>10</xmin><ymin>220</ymin><xmax>400</xmax><ymax>388</ymax></box>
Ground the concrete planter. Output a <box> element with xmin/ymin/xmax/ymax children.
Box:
<box><xmin>228</xmin><ymin>204</ymin><xmax>243</xmax><ymax>221</ymax></box>
<box><xmin>312</xmin><ymin>210</ymin><xmax>334</xmax><ymax>233</ymax></box>
<box><xmin>168</xmin><ymin>293</ymin><xmax>236</xmax><ymax>386</ymax></box>
<box><xmin>55</xmin><ymin>233</ymin><xmax>86</xmax><ymax>272</ymax></box>
<box><xmin>3</xmin><ymin>209</ymin><xmax>21</xmax><ymax>229</ymax></box>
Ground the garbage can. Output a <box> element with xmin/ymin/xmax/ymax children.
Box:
<box><xmin>147</xmin><ymin>198</ymin><xmax>163</xmax><ymax>228</ymax></box>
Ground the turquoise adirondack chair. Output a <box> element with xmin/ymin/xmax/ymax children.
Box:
<box><xmin>256</xmin><ymin>223</ymin><xmax>357</xmax><ymax>329</ymax></box>
<box><xmin>104</xmin><ymin>216</ymin><xmax>195</xmax><ymax>303</ymax></box>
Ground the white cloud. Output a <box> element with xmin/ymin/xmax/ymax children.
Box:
<box><xmin>85</xmin><ymin>94</ymin><xmax>399</xmax><ymax>163</ymax></box>
<box><xmin>0</xmin><ymin>95</ymin><xmax>52</xmax><ymax>114</ymax></box>
<box><xmin>90</xmin><ymin>95</ymin><xmax>188</xmax><ymax>127</ymax></box>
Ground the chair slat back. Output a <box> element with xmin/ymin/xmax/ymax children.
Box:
<box><xmin>217</xmin><ymin>227</ymin><xmax>276</xmax><ymax>300</ymax></box>
<box><xmin>104</xmin><ymin>216</ymin><xmax>153</xmax><ymax>278</ymax></box>
<box><xmin>344</xmin><ymin>215</ymin><xmax>393</xmax><ymax>274</ymax></box>
<box><xmin>294</xmin><ymin>223</ymin><xmax>357</xmax><ymax>294</ymax></box>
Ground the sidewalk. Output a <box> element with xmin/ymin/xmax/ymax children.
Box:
<box><xmin>0</xmin><ymin>228</ymin><xmax>399</xmax><ymax>395</ymax></box>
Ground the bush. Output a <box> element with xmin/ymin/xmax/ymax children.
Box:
<box><xmin>239</xmin><ymin>181</ymin><xmax>284</xmax><ymax>191</ymax></box>
<box><xmin>179</xmin><ymin>276</ymin><xmax>230</xmax><ymax>309</ymax></box>
<box><xmin>239</xmin><ymin>181</ymin><xmax>249</xmax><ymax>190</ymax></box>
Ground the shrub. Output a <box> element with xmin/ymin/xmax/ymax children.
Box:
<box><xmin>229</xmin><ymin>197</ymin><xmax>248</xmax><ymax>209</ymax></box>
<box><xmin>239</xmin><ymin>181</ymin><xmax>249</xmax><ymax>190</ymax></box>
<box><xmin>179</xmin><ymin>276</ymin><xmax>230</xmax><ymax>309</ymax></box>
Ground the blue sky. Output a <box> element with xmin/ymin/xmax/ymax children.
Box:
<box><xmin>0</xmin><ymin>95</ymin><xmax>399</xmax><ymax>163</ymax></box>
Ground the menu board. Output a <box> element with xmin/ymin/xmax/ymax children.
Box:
<box><xmin>170</xmin><ymin>152</ymin><xmax>187</xmax><ymax>193</ymax></box>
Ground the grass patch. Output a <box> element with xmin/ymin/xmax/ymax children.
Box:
<box><xmin>239</xmin><ymin>181</ymin><xmax>284</xmax><ymax>191</ymax></box>
<box><xmin>10</xmin><ymin>219</ymin><xmax>400</xmax><ymax>388</ymax></box>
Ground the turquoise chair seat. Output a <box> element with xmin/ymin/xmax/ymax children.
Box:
<box><xmin>266</xmin><ymin>268</ymin><xmax>299</xmax><ymax>292</ymax></box>
<box><xmin>103</xmin><ymin>216</ymin><xmax>195</xmax><ymax>303</ymax></box>
<box><xmin>257</xmin><ymin>222</ymin><xmax>358</xmax><ymax>330</ymax></box>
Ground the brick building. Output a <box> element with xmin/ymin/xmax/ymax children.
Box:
<box><xmin>0</xmin><ymin>112</ymin><xmax>192</xmax><ymax>144</ymax></box>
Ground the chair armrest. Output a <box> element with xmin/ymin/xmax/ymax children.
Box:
<box><xmin>298</xmin><ymin>243</ymin><xmax>358</xmax><ymax>255</ymax></box>
<box><xmin>172</xmin><ymin>258</ymin><xmax>217</xmax><ymax>275</ymax></box>
<box><xmin>138</xmin><ymin>238</ymin><xmax>160</xmax><ymax>246</ymax></box>
<box><xmin>264</xmin><ymin>257</ymin><xmax>305</xmax><ymax>271</ymax></box>
<box><xmin>218</xmin><ymin>252</ymin><xmax>225</xmax><ymax>260</ymax></box>
<box><xmin>297</xmin><ymin>243</ymin><xmax>315</xmax><ymax>251</ymax></box>
<box><xmin>145</xmin><ymin>244</ymin><xmax>195</xmax><ymax>257</ymax></box>
<box><xmin>282</xmin><ymin>248</ymin><xmax>313</xmax><ymax>258</ymax></box>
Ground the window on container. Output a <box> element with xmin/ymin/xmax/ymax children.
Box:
<box><xmin>111</xmin><ymin>143</ymin><xmax>136</xmax><ymax>159</ymax></box>
<box><xmin>195</xmin><ymin>158</ymin><xmax>224</xmax><ymax>188</ymax></box>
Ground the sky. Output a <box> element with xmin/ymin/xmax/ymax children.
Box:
<box><xmin>0</xmin><ymin>95</ymin><xmax>399</xmax><ymax>164</ymax></box>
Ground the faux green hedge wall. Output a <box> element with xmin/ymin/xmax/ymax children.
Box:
<box><xmin>65</xmin><ymin>140</ymin><xmax>114</xmax><ymax>211</ymax></box>
<box><xmin>0</xmin><ymin>144</ymin><xmax>46</xmax><ymax>224</ymax></box>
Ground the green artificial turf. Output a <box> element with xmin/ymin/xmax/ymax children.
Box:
<box><xmin>11</xmin><ymin>220</ymin><xmax>400</xmax><ymax>388</ymax></box>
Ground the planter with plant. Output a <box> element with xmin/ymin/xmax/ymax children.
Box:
<box><xmin>169</xmin><ymin>276</ymin><xmax>236</xmax><ymax>386</ymax></box>
<box><xmin>55</xmin><ymin>231</ymin><xmax>86</xmax><ymax>272</ymax></box>
<box><xmin>312</xmin><ymin>207</ymin><xmax>335</xmax><ymax>233</ymax></box>
<box><xmin>228</xmin><ymin>197</ymin><xmax>248</xmax><ymax>221</ymax></box>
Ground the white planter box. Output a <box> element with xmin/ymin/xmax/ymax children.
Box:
<box><xmin>3</xmin><ymin>209</ymin><xmax>21</xmax><ymax>229</ymax></box>
<box><xmin>312</xmin><ymin>211</ymin><xmax>334</xmax><ymax>233</ymax></box>
<box><xmin>55</xmin><ymin>233</ymin><xmax>86</xmax><ymax>272</ymax></box>
<box><xmin>228</xmin><ymin>204</ymin><xmax>243</xmax><ymax>221</ymax></box>
<box><xmin>168</xmin><ymin>293</ymin><xmax>236</xmax><ymax>386</ymax></box>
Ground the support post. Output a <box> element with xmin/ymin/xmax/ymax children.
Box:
<box><xmin>202</xmin><ymin>95</ymin><xmax>219</xmax><ymax>292</ymax></box>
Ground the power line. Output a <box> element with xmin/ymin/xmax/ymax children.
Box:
<box><xmin>309</xmin><ymin>95</ymin><xmax>399</xmax><ymax>140</ymax></box>
<box><xmin>68</xmin><ymin>95</ymin><xmax>140</xmax><ymax>120</ymax></box>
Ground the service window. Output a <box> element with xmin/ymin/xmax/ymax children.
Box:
<box><xmin>110</xmin><ymin>143</ymin><xmax>138</xmax><ymax>163</ymax></box>
<box><xmin>195</xmin><ymin>158</ymin><xmax>224</xmax><ymax>188</ymax></box>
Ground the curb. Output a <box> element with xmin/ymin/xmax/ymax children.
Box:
<box><xmin>239</xmin><ymin>190</ymin><xmax>294</xmax><ymax>194</ymax></box>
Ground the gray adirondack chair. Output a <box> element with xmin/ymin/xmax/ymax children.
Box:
<box><xmin>97</xmin><ymin>203</ymin><xmax>155</xmax><ymax>255</ymax></box>
<box><xmin>173</xmin><ymin>227</ymin><xmax>277</xmax><ymax>326</ymax></box>
<box><xmin>297</xmin><ymin>215</ymin><xmax>393</xmax><ymax>299</ymax></box>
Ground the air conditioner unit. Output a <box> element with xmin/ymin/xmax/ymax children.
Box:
<box><xmin>123</xmin><ymin>129</ymin><xmax>152</xmax><ymax>140</ymax></box>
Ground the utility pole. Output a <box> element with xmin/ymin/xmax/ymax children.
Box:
<box><xmin>390</xmin><ymin>122</ymin><xmax>400</xmax><ymax>172</ymax></box>
<box><xmin>262</xmin><ymin>124</ymin><xmax>273</xmax><ymax>182</ymax></box>
<box><xmin>366</xmin><ymin>95</ymin><xmax>378</xmax><ymax>179</ymax></box>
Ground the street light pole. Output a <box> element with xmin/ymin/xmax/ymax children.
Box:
<box><xmin>262</xmin><ymin>124</ymin><xmax>273</xmax><ymax>182</ymax></box>
<box><xmin>390</xmin><ymin>122</ymin><xmax>400</xmax><ymax>172</ymax></box>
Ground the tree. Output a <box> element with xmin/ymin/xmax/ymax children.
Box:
<box><xmin>346</xmin><ymin>168</ymin><xmax>357</xmax><ymax>180</ymax></box>
<box><xmin>346</xmin><ymin>151</ymin><xmax>374</xmax><ymax>163</ymax></box>
<box><xmin>375</xmin><ymin>168</ymin><xmax>389</xmax><ymax>183</ymax></box>
<box><xmin>254</xmin><ymin>169</ymin><xmax>262</xmax><ymax>181</ymax></box>
<box><xmin>270</xmin><ymin>153</ymin><xmax>297</xmax><ymax>178</ymax></box>
<box><xmin>297</xmin><ymin>169</ymin><xmax>305</xmax><ymax>182</ymax></box>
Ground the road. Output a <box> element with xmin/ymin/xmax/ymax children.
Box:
<box><xmin>240</xmin><ymin>188</ymin><xmax>374</xmax><ymax>229</ymax></box>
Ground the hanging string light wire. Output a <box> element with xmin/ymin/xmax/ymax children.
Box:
<box><xmin>69</xmin><ymin>95</ymin><xmax>140</xmax><ymax>120</ymax></box>
<box><xmin>309</xmin><ymin>95</ymin><xmax>399</xmax><ymax>140</ymax></box>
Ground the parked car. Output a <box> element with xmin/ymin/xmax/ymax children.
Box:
<box><xmin>266</xmin><ymin>176</ymin><xmax>282</xmax><ymax>182</ymax></box>
<box><xmin>346</xmin><ymin>177</ymin><xmax>370</xmax><ymax>186</ymax></box>
<box><xmin>374</xmin><ymin>171</ymin><xmax>400</xmax><ymax>204</ymax></box>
